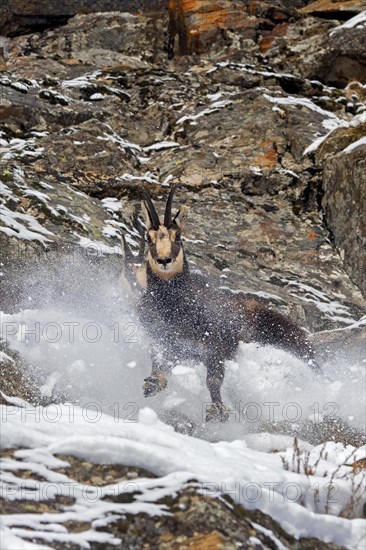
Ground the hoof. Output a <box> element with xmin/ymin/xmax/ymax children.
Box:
<box><xmin>205</xmin><ymin>402</ymin><xmax>229</xmax><ymax>422</ymax></box>
<box><xmin>143</xmin><ymin>372</ymin><xmax>167</xmax><ymax>397</ymax></box>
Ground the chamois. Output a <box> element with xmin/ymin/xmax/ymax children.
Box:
<box><xmin>124</xmin><ymin>185</ymin><xmax>320</xmax><ymax>422</ymax></box>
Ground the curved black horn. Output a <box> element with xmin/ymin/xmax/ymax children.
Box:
<box><xmin>164</xmin><ymin>183</ymin><xmax>178</xmax><ymax>228</ymax></box>
<box><xmin>140</xmin><ymin>187</ymin><xmax>160</xmax><ymax>230</ymax></box>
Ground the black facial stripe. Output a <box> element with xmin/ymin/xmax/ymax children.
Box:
<box><xmin>169</xmin><ymin>241</ymin><xmax>180</xmax><ymax>259</ymax></box>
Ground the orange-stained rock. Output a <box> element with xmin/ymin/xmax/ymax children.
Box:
<box><xmin>258</xmin><ymin>21</ymin><xmax>288</xmax><ymax>53</ymax></box>
<box><xmin>253</xmin><ymin>139</ymin><xmax>279</xmax><ymax>169</ymax></box>
<box><xmin>350</xmin><ymin>458</ymin><xmax>366</xmax><ymax>472</ymax></box>
<box><xmin>301</xmin><ymin>0</ymin><xmax>365</xmax><ymax>16</ymax></box>
<box><xmin>168</xmin><ymin>0</ymin><xmax>303</xmax><ymax>55</ymax></box>
<box><xmin>182</xmin><ymin>530</ymin><xmax>230</xmax><ymax>549</ymax></box>
<box><xmin>169</xmin><ymin>0</ymin><xmax>258</xmax><ymax>55</ymax></box>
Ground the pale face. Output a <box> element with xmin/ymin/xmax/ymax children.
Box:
<box><xmin>147</xmin><ymin>225</ymin><xmax>184</xmax><ymax>279</ymax></box>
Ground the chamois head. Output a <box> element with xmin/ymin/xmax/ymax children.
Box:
<box><xmin>141</xmin><ymin>185</ymin><xmax>188</xmax><ymax>280</ymax></box>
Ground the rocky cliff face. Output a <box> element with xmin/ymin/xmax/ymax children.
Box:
<box><xmin>0</xmin><ymin>1</ymin><xmax>365</xmax><ymax>548</ymax></box>
<box><xmin>1</xmin><ymin>1</ymin><xmax>365</xmax><ymax>323</ymax></box>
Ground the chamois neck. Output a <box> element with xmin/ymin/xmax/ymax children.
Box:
<box><xmin>146</xmin><ymin>254</ymin><xmax>190</xmax><ymax>294</ymax></box>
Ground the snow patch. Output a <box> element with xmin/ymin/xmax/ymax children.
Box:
<box><xmin>1</xmin><ymin>404</ymin><xmax>365</xmax><ymax>549</ymax></box>
<box><xmin>341</xmin><ymin>136</ymin><xmax>366</xmax><ymax>154</ymax></box>
<box><xmin>330</xmin><ymin>10</ymin><xmax>366</xmax><ymax>35</ymax></box>
<box><xmin>143</xmin><ymin>141</ymin><xmax>180</xmax><ymax>152</ymax></box>
<box><xmin>176</xmin><ymin>100</ymin><xmax>233</xmax><ymax>125</ymax></box>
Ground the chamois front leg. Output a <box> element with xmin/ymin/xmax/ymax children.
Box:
<box><xmin>205</xmin><ymin>358</ymin><xmax>229</xmax><ymax>422</ymax></box>
<box><xmin>143</xmin><ymin>347</ymin><xmax>173</xmax><ymax>397</ymax></box>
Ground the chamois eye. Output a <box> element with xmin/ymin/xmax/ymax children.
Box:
<box><xmin>175</xmin><ymin>232</ymin><xmax>181</xmax><ymax>241</ymax></box>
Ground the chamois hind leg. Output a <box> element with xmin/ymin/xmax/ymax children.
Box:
<box><xmin>205</xmin><ymin>359</ymin><xmax>229</xmax><ymax>422</ymax></box>
<box><xmin>249</xmin><ymin>302</ymin><xmax>322</xmax><ymax>374</ymax></box>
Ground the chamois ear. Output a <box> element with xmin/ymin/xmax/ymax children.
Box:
<box><xmin>174</xmin><ymin>205</ymin><xmax>189</xmax><ymax>230</ymax></box>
